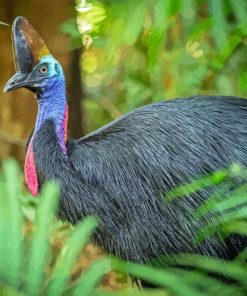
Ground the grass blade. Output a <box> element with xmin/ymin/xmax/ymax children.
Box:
<box><xmin>74</xmin><ymin>257</ymin><xmax>111</xmax><ymax>296</ymax></box>
<box><xmin>0</xmin><ymin>159</ymin><xmax>23</xmax><ymax>288</ymax></box>
<box><xmin>47</xmin><ymin>216</ymin><xmax>98</xmax><ymax>296</ymax></box>
<box><xmin>25</xmin><ymin>182</ymin><xmax>60</xmax><ymax>295</ymax></box>
<box><xmin>112</xmin><ymin>259</ymin><xmax>202</xmax><ymax>296</ymax></box>
<box><xmin>159</xmin><ymin>254</ymin><xmax>247</xmax><ymax>287</ymax></box>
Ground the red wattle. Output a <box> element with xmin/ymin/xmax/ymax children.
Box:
<box><xmin>64</xmin><ymin>104</ymin><xmax>68</xmax><ymax>141</ymax></box>
<box><xmin>25</xmin><ymin>143</ymin><xmax>39</xmax><ymax>196</ymax></box>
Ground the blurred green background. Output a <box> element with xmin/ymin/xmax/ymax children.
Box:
<box><xmin>2</xmin><ymin>1</ymin><xmax>247</xmax><ymax>295</ymax></box>
<box><xmin>2</xmin><ymin>0</ymin><xmax>247</xmax><ymax>163</ymax></box>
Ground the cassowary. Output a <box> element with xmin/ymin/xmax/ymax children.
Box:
<box><xmin>4</xmin><ymin>17</ymin><xmax>247</xmax><ymax>266</ymax></box>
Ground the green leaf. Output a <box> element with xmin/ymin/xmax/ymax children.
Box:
<box><xmin>0</xmin><ymin>285</ymin><xmax>25</xmax><ymax>296</ymax></box>
<box><xmin>195</xmin><ymin>184</ymin><xmax>231</xmax><ymax>220</ymax></box>
<box><xmin>230</xmin><ymin>0</ymin><xmax>247</xmax><ymax>34</ymax></box>
<box><xmin>211</xmin><ymin>193</ymin><xmax>247</xmax><ymax>214</ymax></box>
<box><xmin>112</xmin><ymin>259</ymin><xmax>202</xmax><ymax>296</ymax></box>
<box><xmin>181</xmin><ymin>0</ymin><xmax>196</xmax><ymax>30</ymax></box>
<box><xmin>210</xmin><ymin>0</ymin><xmax>228</xmax><ymax>52</ymax></box>
<box><xmin>25</xmin><ymin>182</ymin><xmax>60</xmax><ymax>296</ymax></box>
<box><xmin>123</xmin><ymin>2</ymin><xmax>146</xmax><ymax>46</ymax></box>
<box><xmin>216</xmin><ymin>75</ymin><xmax>233</xmax><ymax>95</ymax></box>
<box><xmin>160</xmin><ymin>254</ymin><xmax>247</xmax><ymax>287</ymax></box>
<box><xmin>165</xmin><ymin>170</ymin><xmax>228</xmax><ymax>202</ymax></box>
<box><xmin>188</xmin><ymin>18</ymin><xmax>212</xmax><ymax>38</ymax></box>
<box><xmin>222</xmin><ymin>221</ymin><xmax>247</xmax><ymax>237</ymax></box>
<box><xmin>47</xmin><ymin>216</ymin><xmax>98</xmax><ymax>296</ymax></box>
<box><xmin>60</xmin><ymin>18</ymin><xmax>82</xmax><ymax>49</ymax></box>
<box><xmin>74</xmin><ymin>257</ymin><xmax>111</xmax><ymax>296</ymax></box>
<box><xmin>148</xmin><ymin>0</ymin><xmax>170</xmax><ymax>68</ymax></box>
<box><xmin>169</xmin><ymin>269</ymin><xmax>244</xmax><ymax>296</ymax></box>
<box><xmin>0</xmin><ymin>159</ymin><xmax>23</xmax><ymax>288</ymax></box>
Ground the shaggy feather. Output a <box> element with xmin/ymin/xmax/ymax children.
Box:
<box><xmin>32</xmin><ymin>95</ymin><xmax>247</xmax><ymax>263</ymax></box>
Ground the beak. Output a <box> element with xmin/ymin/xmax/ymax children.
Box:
<box><xmin>3</xmin><ymin>72</ymin><xmax>29</xmax><ymax>92</ymax></box>
<box><xmin>3</xmin><ymin>16</ymin><xmax>50</xmax><ymax>92</ymax></box>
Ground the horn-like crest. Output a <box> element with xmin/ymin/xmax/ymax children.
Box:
<box><xmin>12</xmin><ymin>16</ymin><xmax>50</xmax><ymax>73</ymax></box>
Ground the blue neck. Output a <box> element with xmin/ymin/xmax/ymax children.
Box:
<box><xmin>34</xmin><ymin>80</ymin><xmax>68</xmax><ymax>154</ymax></box>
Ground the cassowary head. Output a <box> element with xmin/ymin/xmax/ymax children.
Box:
<box><xmin>4</xmin><ymin>17</ymin><xmax>68</xmax><ymax>196</ymax></box>
<box><xmin>4</xmin><ymin>16</ymin><xmax>64</xmax><ymax>94</ymax></box>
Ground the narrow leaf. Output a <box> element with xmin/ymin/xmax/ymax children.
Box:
<box><xmin>25</xmin><ymin>182</ymin><xmax>60</xmax><ymax>295</ymax></box>
<box><xmin>210</xmin><ymin>0</ymin><xmax>228</xmax><ymax>52</ymax></box>
<box><xmin>74</xmin><ymin>257</ymin><xmax>111</xmax><ymax>296</ymax></box>
<box><xmin>47</xmin><ymin>216</ymin><xmax>98</xmax><ymax>296</ymax></box>
<box><xmin>0</xmin><ymin>159</ymin><xmax>23</xmax><ymax>288</ymax></box>
<box><xmin>148</xmin><ymin>0</ymin><xmax>170</xmax><ymax>68</ymax></box>
<box><xmin>160</xmin><ymin>254</ymin><xmax>247</xmax><ymax>286</ymax></box>
<box><xmin>112</xmin><ymin>259</ymin><xmax>202</xmax><ymax>296</ymax></box>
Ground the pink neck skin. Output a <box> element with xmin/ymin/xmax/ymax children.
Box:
<box><xmin>24</xmin><ymin>104</ymin><xmax>68</xmax><ymax>196</ymax></box>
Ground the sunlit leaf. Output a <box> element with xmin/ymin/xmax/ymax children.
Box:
<box><xmin>123</xmin><ymin>2</ymin><xmax>146</xmax><ymax>46</ymax></box>
<box><xmin>148</xmin><ymin>0</ymin><xmax>170</xmax><ymax>68</ymax></box>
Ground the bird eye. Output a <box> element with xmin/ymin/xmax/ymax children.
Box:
<box><xmin>39</xmin><ymin>65</ymin><xmax>48</xmax><ymax>75</ymax></box>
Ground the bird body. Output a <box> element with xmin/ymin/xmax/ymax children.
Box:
<box><xmin>32</xmin><ymin>96</ymin><xmax>247</xmax><ymax>263</ymax></box>
<box><xmin>4</xmin><ymin>17</ymin><xmax>247</xmax><ymax>265</ymax></box>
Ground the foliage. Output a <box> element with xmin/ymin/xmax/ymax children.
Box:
<box><xmin>65</xmin><ymin>0</ymin><xmax>247</xmax><ymax>132</ymax></box>
<box><xmin>2</xmin><ymin>1</ymin><xmax>247</xmax><ymax>295</ymax></box>
<box><xmin>0</xmin><ymin>159</ymin><xmax>101</xmax><ymax>296</ymax></box>
<box><xmin>2</xmin><ymin>158</ymin><xmax>247</xmax><ymax>295</ymax></box>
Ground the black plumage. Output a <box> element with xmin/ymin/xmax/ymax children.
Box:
<box><xmin>32</xmin><ymin>96</ymin><xmax>247</xmax><ymax>263</ymax></box>
<box><xmin>4</xmin><ymin>17</ymin><xmax>247</xmax><ymax>271</ymax></box>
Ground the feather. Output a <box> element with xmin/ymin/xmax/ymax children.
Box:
<box><xmin>31</xmin><ymin>96</ymin><xmax>247</xmax><ymax>263</ymax></box>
